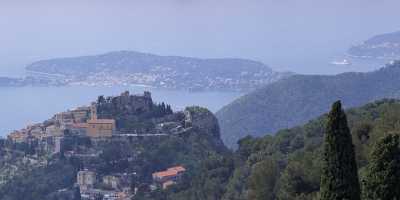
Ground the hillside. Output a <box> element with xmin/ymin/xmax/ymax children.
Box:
<box><xmin>25</xmin><ymin>51</ymin><xmax>291</xmax><ymax>91</ymax></box>
<box><xmin>153</xmin><ymin>99</ymin><xmax>400</xmax><ymax>200</ymax></box>
<box><xmin>0</xmin><ymin>91</ymin><xmax>227</xmax><ymax>199</ymax></box>
<box><xmin>216</xmin><ymin>61</ymin><xmax>400</xmax><ymax>148</ymax></box>
<box><xmin>348</xmin><ymin>30</ymin><xmax>400</xmax><ymax>59</ymax></box>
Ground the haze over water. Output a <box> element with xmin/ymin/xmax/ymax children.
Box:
<box><xmin>1</xmin><ymin>0</ymin><xmax>400</xmax><ymax>135</ymax></box>
<box><xmin>1</xmin><ymin>0</ymin><xmax>400</xmax><ymax>75</ymax></box>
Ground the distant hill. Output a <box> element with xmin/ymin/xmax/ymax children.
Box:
<box><xmin>26</xmin><ymin>51</ymin><xmax>291</xmax><ymax>91</ymax></box>
<box><xmin>216</xmin><ymin>61</ymin><xmax>400</xmax><ymax>148</ymax></box>
<box><xmin>348</xmin><ymin>31</ymin><xmax>400</xmax><ymax>59</ymax></box>
<box><xmin>0</xmin><ymin>76</ymin><xmax>63</xmax><ymax>87</ymax></box>
<box><xmin>165</xmin><ymin>99</ymin><xmax>400</xmax><ymax>200</ymax></box>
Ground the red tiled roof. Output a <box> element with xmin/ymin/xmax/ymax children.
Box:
<box><xmin>153</xmin><ymin>166</ymin><xmax>186</xmax><ymax>178</ymax></box>
<box><xmin>153</xmin><ymin>170</ymin><xmax>178</xmax><ymax>178</ymax></box>
<box><xmin>168</xmin><ymin>166</ymin><xmax>186</xmax><ymax>173</ymax></box>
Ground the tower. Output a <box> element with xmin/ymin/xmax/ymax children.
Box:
<box><xmin>90</xmin><ymin>103</ymin><xmax>97</xmax><ymax>120</ymax></box>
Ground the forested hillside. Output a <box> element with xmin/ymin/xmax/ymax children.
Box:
<box><xmin>153</xmin><ymin>99</ymin><xmax>400</xmax><ymax>200</ymax></box>
<box><xmin>217</xmin><ymin>61</ymin><xmax>400</xmax><ymax>148</ymax></box>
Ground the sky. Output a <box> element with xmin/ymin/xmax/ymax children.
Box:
<box><xmin>1</xmin><ymin>0</ymin><xmax>400</xmax><ymax>76</ymax></box>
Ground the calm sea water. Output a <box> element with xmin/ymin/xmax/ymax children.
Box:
<box><xmin>0</xmin><ymin>86</ymin><xmax>242</xmax><ymax>137</ymax></box>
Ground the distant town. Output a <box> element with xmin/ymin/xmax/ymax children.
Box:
<box><xmin>4</xmin><ymin>91</ymin><xmax>200</xmax><ymax>199</ymax></box>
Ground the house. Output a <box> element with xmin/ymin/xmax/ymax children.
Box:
<box><xmin>86</xmin><ymin>119</ymin><xmax>116</xmax><ymax>138</ymax></box>
<box><xmin>103</xmin><ymin>175</ymin><xmax>121</xmax><ymax>189</ymax></box>
<box><xmin>152</xmin><ymin>165</ymin><xmax>186</xmax><ymax>189</ymax></box>
<box><xmin>55</xmin><ymin>112</ymin><xmax>74</xmax><ymax>127</ymax></box>
<box><xmin>45</xmin><ymin>125</ymin><xmax>64</xmax><ymax>137</ymax></box>
<box><xmin>8</xmin><ymin>130</ymin><xmax>28</xmax><ymax>143</ymax></box>
<box><xmin>71</xmin><ymin>123</ymin><xmax>89</xmax><ymax>135</ymax></box>
<box><xmin>71</xmin><ymin>106</ymin><xmax>91</xmax><ymax>123</ymax></box>
<box><xmin>77</xmin><ymin>170</ymin><xmax>96</xmax><ymax>191</ymax></box>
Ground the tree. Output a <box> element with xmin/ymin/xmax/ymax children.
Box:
<box><xmin>248</xmin><ymin>159</ymin><xmax>279</xmax><ymax>200</ymax></box>
<box><xmin>320</xmin><ymin>101</ymin><xmax>361</xmax><ymax>200</ymax></box>
<box><xmin>362</xmin><ymin>134</ymin><xmax>400</xmax><ymax>200</ymax></box>
<box><xmin>73</xmin><ymin>186</ymin><xmax>81</xmax><ymax>200</ymax></box>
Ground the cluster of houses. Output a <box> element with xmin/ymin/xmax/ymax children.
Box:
<box><xmin>77</xmin><ymin>169</ymin><xmax>135</xmax><ymax>200</ymax></box>
<box><xmin>7</xmin><ymin>96</ymin><xmax>118</xmax><ymax>155</ymax></box>
<box><xmin>5</xmin><ymin>91</ymin><xmax>192</xmax><ymax>199</ymax></box>
<box><xmin>76</xmin><ymin>165</ymin><xmax>186</xmax><ymax>200</ymax></box>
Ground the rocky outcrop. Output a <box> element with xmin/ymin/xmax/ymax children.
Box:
<box><xmin>185</xmin><ymin>106</ymin><xmax>220</xmax><ymax>139</ymax></box>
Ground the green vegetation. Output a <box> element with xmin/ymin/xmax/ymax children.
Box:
<box><xmin>320</xmin><ymin>101</ymin><xmax>360</xmax><ymax>200</ymax></box>
<box><xmin>0</xmin><ymin>91</ymin><xmax>227</xmax><ymax>199</ymax></box>
<box><xmin>0</xmin><ymin>159</ymin><xmax>78</xmax><ymax>200</ymax></box>
<box><xmin>2</xmin><ymin>94</ymin><xmax>400</xmax><ymax>199</ymax></box>
<box><xmin>160</xmin><ymin>99</ymin><xmax>400</xmax><ymax>200</ymax></box>
<box><xmin>217</xmin><ymin>61</ymin><xmax>400</xmax><ymax>148</ymax></box>
<box><xmin>362</xmin><ymin>134</ymin><xmax>400</xmax><ymax>200</ymax></box>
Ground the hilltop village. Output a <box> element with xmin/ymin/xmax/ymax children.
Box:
<box><xmin>0</xmin><ymin>91</ymin><xmax>223</xmax><ymax>200</ymax></box>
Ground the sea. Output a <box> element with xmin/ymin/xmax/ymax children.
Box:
<box><xmin>0</xmin><ymin>54</ymin><xmax>392</xmax><ymax>138</ymax></box>
<box><xmin>0</xmin><ymin>85</ymin><xmax>242</xmax><ymax>137</ymax></box>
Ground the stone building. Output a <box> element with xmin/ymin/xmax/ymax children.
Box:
<box><xmin>102</xmin><ymin>175</ymin><xmax>121</xmax><ymax>189</ymax></box>
<box><xmin>71</xmin><ymin>106</ymin><xmax>91</xmax><ymax>123</ymax></box>
<box><xmin>77</xmin><ymin>170</ymin><xmax>96</xmax><ymax>191</ymax></box>
<box><xmin>86</xmin><ymin>119</ymin><xmax>115</xmax><ymax>138</ymax></box>
<box><xmin>86</xmin><ymin>102</ymin><xmax>116</xmax><ymax>138</ymax></box>
<box><xmin>45</xmin><ymin>125</ymin><xmax>64</xmax><ymax>137</ymax></box>
<box><xmin>152</xmin><ymin>166</ymin><xmax>186</xmax><ymax>189</ymax></box>
<box><xmin>71</xmin><ymin>123</ymin><xmax>89</xmax><ymax>136</ymax></box>
<box><xmin>8</xmin><ymin>130</ymin><xmax>28</xmax><ymax>143</ymax></box>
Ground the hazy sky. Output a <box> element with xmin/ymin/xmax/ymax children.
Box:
<box><xmin>1</xmin><ymin>0</ymin><xmax>400</xmax><ymax>75</ymax></box>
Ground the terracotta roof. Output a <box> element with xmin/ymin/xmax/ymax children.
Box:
<box><xmin>153</xmin><ymin>166</ymin><xmax>186</xmax><ymax>178</ymax></box>
<box><xmin>168</xmin><ymin>166</ymin><xmax>186</xmax><ymax>173</ymax></box>
<box><xmin>153</xmin><ymin>170</ymin><xmax>178</xmax><ymax>178</ymax></box>
<box><xmin>87</xmin><ymin>119</ymin><xmax>115</xmax><ymax>124</ymax></box>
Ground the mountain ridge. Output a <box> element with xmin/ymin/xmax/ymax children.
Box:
<box><xmin>216</xmin><ymin>61</ymin><xmax>400</xmax><ymax>148</ymax></box>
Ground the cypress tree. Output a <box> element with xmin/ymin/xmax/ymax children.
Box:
<box><xmin>363</xmin><ymin>134</ymin><xmax>400</xmax><ymax>200</ymax></box>
<box><xmin>320</xmin><ymin>101</ymin><xmax>361</xmax><ymax>200</ymax></box>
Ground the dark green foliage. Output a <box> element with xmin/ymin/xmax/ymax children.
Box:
<box><xmin>144</xmin><ymin>99</ymin><xmax>400</xmax><ymax>200</ymax></box>
<box><xmin>0</xmin><ymin>160</ymin><xmax>78</xmax><ymax>200</ymax></box>
<box><xmin>277</xmin><ymin>151</ymin><xmax>321</xmax><ymax>200</ymax></box>
<box><xmin>362</xmin><ymin>134</ymin><xmax>400</xmax><ymax>200</ymax></box>
<box><xmin>320</xmin><ymin>101</ymin><xmax>361</xmax><ymax>200</ymax></box>
<box><xmin>74</xmin><ymin>186</ymin><xmax>82</xmax><ymax>200</ymax></box>
<box><xmin>166</xmin><ymin>153</ymin><xmax>235</xmax><ymax>200</ymax></box>
<box><xmin>5</xmin><ymin>99</ymin><xmax>400</xmax><ymax>200</ymax></box>
<box><xmin>248</xmin><ymin>158</ymin><xmax>279</xmax><ymax>200</ymax></box>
